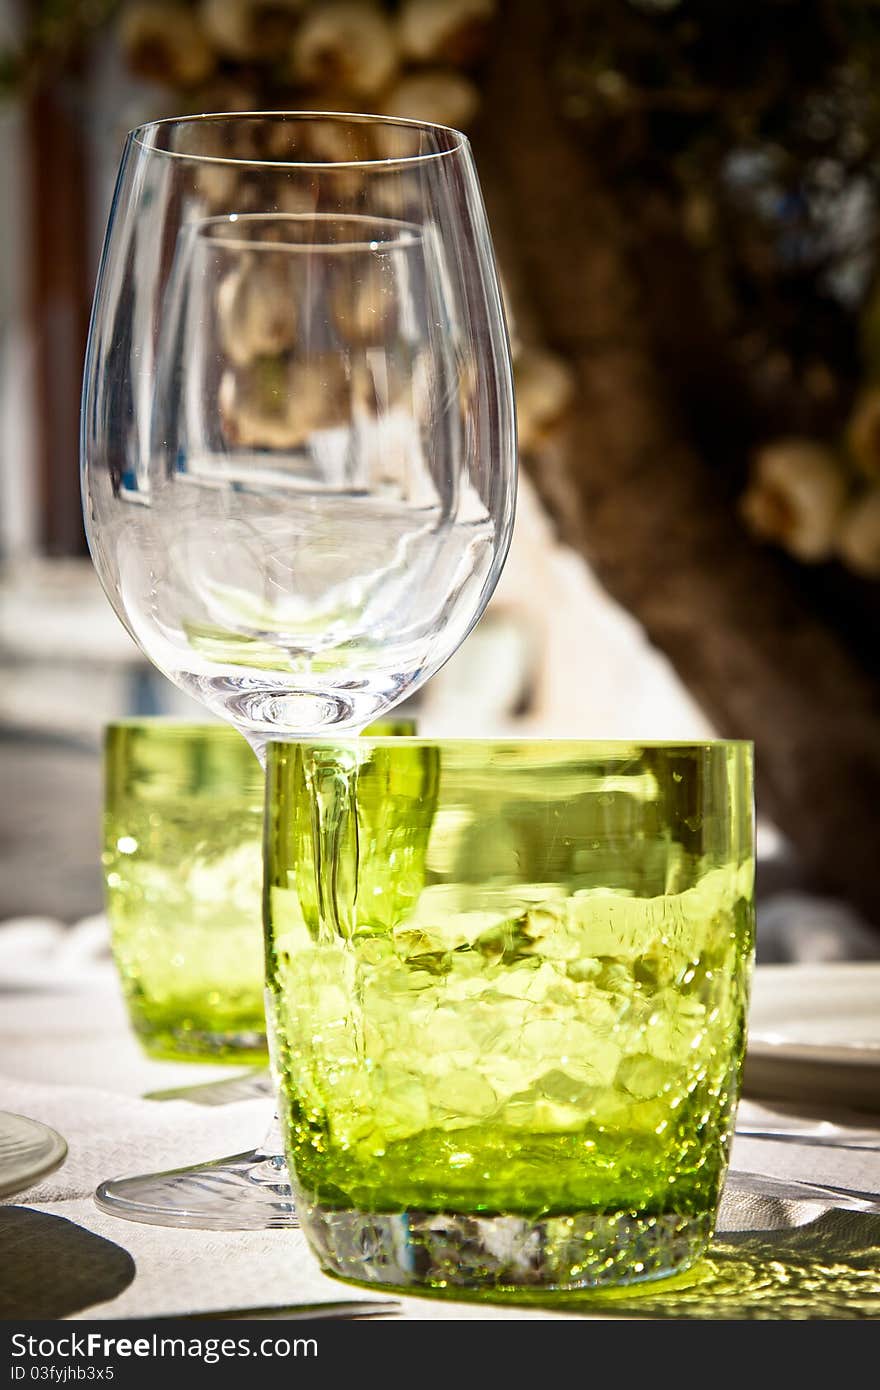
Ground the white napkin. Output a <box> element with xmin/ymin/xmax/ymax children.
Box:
<box><xmin>0</xmin><ymin>1075</ymin><xmax>271</xmax><ymax>1205</ymax></box>
<box><xmin>0</xmin><ymin>920</ymin><xmax>274</xmax><ymax>1206</ymax></box>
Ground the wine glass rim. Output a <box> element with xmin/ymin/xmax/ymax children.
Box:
<box><xmin>190</xmin><ymin>210</ymin><xmax>424</xmax><ymax>253</ymax></box>
<box><xmin>129</xmin><ymin>110</ymin><xmax>470</xmax><ymax>171</ymax></box>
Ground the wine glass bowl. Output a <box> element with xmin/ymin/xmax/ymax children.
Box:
<box><xmin>82</xmin><ymin>111</ymin><xmax>515</xmax><ymax>1230</ymax></box>
<box><xmin>82</xmin><ymin>113</ymin><xmax>516</xmax><ymax>742</ymax></box>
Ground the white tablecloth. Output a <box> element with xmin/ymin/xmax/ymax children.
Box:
<box><xmin>2</xmin><ymin>927</ymin><xmax>879</xmax><ymax>1320</ymax></box>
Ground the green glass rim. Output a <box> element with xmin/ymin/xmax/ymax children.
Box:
<box><xmin>267</xmin><ymin>736</ymin><xmax>753</xmax><ymax>751</ymax></box>
<box><xmin>103</xmin><ymin>724</ymin><xmax>752</xmax><ymax>753</ymax></box>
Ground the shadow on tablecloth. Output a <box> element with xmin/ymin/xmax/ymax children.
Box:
<box><xmin>3</xmin><ymin>1198</ymin><xmax>879</xmax><ymax>1320</ymax></box>
<box><xmin>0</xmin><ymin>1207</ymin><xmax>135</xmax><ymax>1317</ymax></box>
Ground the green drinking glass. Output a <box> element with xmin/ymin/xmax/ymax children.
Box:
<box><xmin>265</xmin><ymin>738</ymin><xmax>755</xmax><ymax>1295</ymax></box>
<box><xmin>103</xmin><ymin>717</ymin><xmax>415</xmax><ymax>1064</ymax></box>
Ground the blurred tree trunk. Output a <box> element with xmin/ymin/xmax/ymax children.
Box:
<box><xmin>472</xmin><ymin>0</ymin><xmax>880</xmax><ymax>926</ymax></box>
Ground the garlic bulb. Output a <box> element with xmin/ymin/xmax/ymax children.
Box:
<box><xmin>273</xmin><ymin>180</ymin><xmax>319</xmax><ymax>215</ymax></box>
<box><xmin>220</xmin><ymin>356</ymin><xmax>350</xmax><ymax>449</ymax></box>
<box><xmin>382</xmin><ymin>70</ymin><xmax>480</xmax><ymax>130</ymax></box>
<box><xmin>740</xmin><ymin>439</ymin><xmax>846</xmax><ymax>563</ymax></box>
<box><xmin>514</xmin><ymin>349</ymin><xmax>577</xmax><ymax>452</ymax></box>
<box><xmin>217</xmin><ymin>258</ymin><xmax>299</xmax><ymax>367</ymax></box>
<box><xmin>199</xmin><ymin>0</ymin><xmax>252</xmax><ymax>57</ymax></box>
<box><xmin>369</xmin><ymin>173</ymin><xmax>420</xmax><ymax>219</ymax></box>
<box><xmin>330</xmin><ymin>262</ymin><xmax>397</xmax><ymax>348</ymax></box>
<box><xmin>266</xmin><ymin>113</ymin><xmax>364</xmax><ymax>163</ymax></box>
<box><xmin>349</xmin><ymin>348</ymin><xmax>413</xmax><ymax>417</ymax></box>
<box><xmin>196</xmin><ymin>78</ymin><xmax>259</xmax><ymax>113</ymax></box>
<box><xmin>264</xmin><ymin>116</ymin><xmax>367</xmax><ymax>198</ymax></box>
<box><xmin>837</xmin><ymin>489</ymin><xmax>880</xmax><ymax>577</ymax></box>
<box><xmin>199</xmin><ymin>0</ymin><xmax>304</xmax><ymax>61</ymax></box>
<box><xmin>398</xmin><ymin>0</ymin><xmax>495</xmax><ymax>66</ymax></box>
<box><xmin>847</xmin><ymin>388</ymin><xmax>880</xmax><ymax>480</ymax></box>
<box><xmin>194</xmin><ymin>161</ymin><xmax>241</xmax><ymax>212</ymax></box>
<box><xmin>290</xmin><ymin>2</ymin><xmax>399</xmax><ymax>98</ymax></box>
<box><xmin>119</xmin><ymin>3</ymin><xmax>216</xmax><ymax>86</ymax></box>
<box><xmin>183</xmin><ymin>121</ymin><xmax>242</xmax><ymax>210</ymax></box>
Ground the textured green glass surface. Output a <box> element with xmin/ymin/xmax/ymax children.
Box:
<box><xmin>265</xmin><ymin>740</ymin><xmax>755</xmax><ymax>1291</ymax></box>
<box><xmin>103</xmin><ymin>718</ymin><xmax>415</xmax><ymax>1063</ymax></box>
<box><xmin>104</xmin><ymin>720</ymin><xmax>266</xmax><ymax>1063</ymax></box>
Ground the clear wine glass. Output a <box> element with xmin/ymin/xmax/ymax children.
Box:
<box><xmin>81</xmin><ymin>112</ymin><xmax>516</xmax><ymax>1228</ymax></box>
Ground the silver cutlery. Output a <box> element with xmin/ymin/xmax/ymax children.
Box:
<box><xmin>726</xmin><ymin>1168</ymin><xmax>880</xmax><ymax>1212</ymax></box>
<box><xmin>145</xmin><ymin>1072</ymin><xmax>271</xmax><ymax>1106</ymax></box>
<box><xmin>185</xmin><ymin>1299</ymin><xmax>401</xmax><ymax>1320</ymax></box>
<box><xmin>735</xmin><ymin>1125</ymin><xmax>880</xmax><ymax>1150</ymax></box>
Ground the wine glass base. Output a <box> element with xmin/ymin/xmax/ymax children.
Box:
<box><xmin>94</xmin><ymin>1148</ymin><xmax>298</xmax><ymax>1230</ymax></box>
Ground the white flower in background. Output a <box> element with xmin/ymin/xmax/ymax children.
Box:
<box><xmin>418</xmin><ymin>473</ymin><xmax>715</xmax><ymax>738</ymax></box>
<box><xmin>740</xmin><ymin>438</ymin><xmax>847</xmax><ymax>562</ymax></box>
<box><xmin>382</xmin><ymin>70</ymin><xmax>479</xmax><ymax>129</ymax></box>
<box><xmin>200</xmin><ymin>0</ymin><xmax>304</xmax><ymax>61</ymax></box>
<box><xmin>119</xmin><ymin>3</ymin><xmax>216</xmax><ymax>86</ymax></box>
<box><xmin>398</xmin><ymin>0</ymin><xmax>495</xmax><ymax>65</ymax></box>
<box><xmin>837</xmin><ymin>488</ymin><xmax>880</xmax><ymax>577</ymax></box>
<box><xmin>217</xmin><ymin>259</ymin><xmax>300</xmax><ymax>367</ymax></box>
<box><xmin>514</xmin><ymin>348</ymin><xmax>577</xmax><ymax>452</ymax></box>
<box><xmin>291</xmin><ymin>2</ymin><xmax>399</xmax><ymax>97</ymax></box>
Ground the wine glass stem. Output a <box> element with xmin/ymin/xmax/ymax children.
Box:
<box><xmin>248</xmin><ymin>719</ymin><xmax>369</xmax><ymax>1163</ymax></box>
<box><xmin>242</xmin><ymin>730</ymin><xmax>270</xmax><ymax>770</ymax></box>
<box><xmin>252</xmin><ymin>1114</ymin><xmax>288</xmax><ymax>1167</ymax></box>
